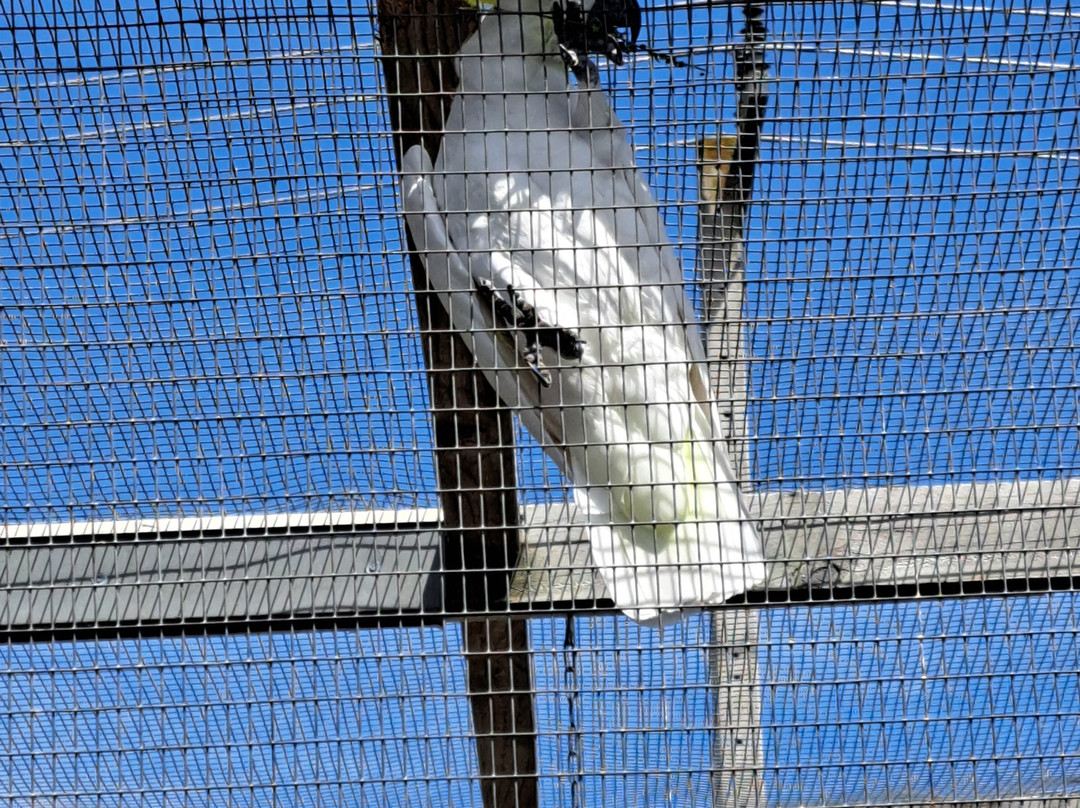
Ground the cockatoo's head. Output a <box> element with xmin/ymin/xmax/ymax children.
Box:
<box><xmin>550</xmin><ymin>0</ymin><xmax>641</xmax><ymax>67</ymax></box>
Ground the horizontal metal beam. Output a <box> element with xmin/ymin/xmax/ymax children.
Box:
<box><xmin>1</xmin><ymin>513</ymin><xmax>441</xmax><ymax>633</ymax></box>
<box><xmin>3</xmin><ymin>478</ymin><xmax>1079</xmax><ymax>632</ymax></box>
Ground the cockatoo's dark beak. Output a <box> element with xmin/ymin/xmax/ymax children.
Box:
<box><xmin>625</xmin><ymin>0</ymin><xmax>641</xmax><ymax>47</ymax></box>
<box><xmin>551</xmin><ymin>0</ymin><xmax>641</xmax><ymax>68</ymax></box>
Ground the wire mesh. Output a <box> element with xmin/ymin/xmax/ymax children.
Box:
<box><xmin>1</xmin><ymin>0</ymin><xmax>1078</xmax><ymax>806</ymax></box>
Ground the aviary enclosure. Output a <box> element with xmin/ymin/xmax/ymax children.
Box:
<box><xmin>1</xmin><ymin>1</ymin><xmax>1077</xmax><ymax>807</ymax></box>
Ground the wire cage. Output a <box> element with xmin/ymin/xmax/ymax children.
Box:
<box><xmin>1</xmin><ymin>1</ymin><xmax>1078</xmax><ymax>806</ymax></box>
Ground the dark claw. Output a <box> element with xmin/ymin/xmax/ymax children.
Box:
<box><xmin>605</xmin><ymin>37</ymin><xmax>623</xmax><ymax>66</ymax></box>
<box><xmin>561</xmin><ymin>44</ymin><xmax>601</xmax><ymax>86</ymax></box>
<box><xmin>475</xmin><ymin>277</ymin><xmax>519</xmax><ymax>332</ymax></box>
<box><xmin>506</xmin><ymin>285</ymin><xmax>535</xmax><ymax>324</ymax></box>
<box><xmin>507</xmin><ymin>284</ymin><xmax>585</xmax><ymax>361</ymax></box>
<box><xmin>559</xmin><ymin>42</ymin><xmax>581</xmax><ymax>70</ymax></box>
<box><xmin>523</xmin><ymin>345</ymin><xmax>553</xmax><ymax>387</ymax></box>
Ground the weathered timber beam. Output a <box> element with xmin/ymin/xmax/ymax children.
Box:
<box><xmin>0</xmin><ymin>517</ymin><xmax>440</xmax><ymax>631</ymax></box>
<box><xmin>511</xmin><ymin>478</ymin><xmax>1080</xmax><ymax>604</ymax></box>
<box><xmin>700</xmin><ymin>111</ymin><xmax>766</xmax><ymax>808</ymax></box>
<box><xmin>6</xmin><ymin>479</ymin><xmax>1080</xmax><ymax>633</ymax></box>
<box><xmin>700</xmin><ymin>5</ymin><xmax>770</xmax><ymax>802</ymax></box>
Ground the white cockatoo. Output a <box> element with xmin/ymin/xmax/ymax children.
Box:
<box><xmin>399</xmin><ymin>0</ymin><xmax>766</xmax><ymax>625</ymax></box>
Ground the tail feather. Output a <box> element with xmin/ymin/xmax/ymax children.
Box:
<box><xmin>577</xmin><ymin>368</ymin><xmax>765</xmax><ymax>626</ymax></box>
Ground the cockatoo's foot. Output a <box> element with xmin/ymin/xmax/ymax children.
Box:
<box><xmin>505</xmin><ymin>284</ymin><xmax>585</xmax><ymax>363</ymax></box>
<box><xmin>475</xmin><ymin>278</ymin><xmax>585</xmax><ymax>388</ymax></box>
<box><xmin>550</xmin><ymin>0</ymin><xmax>641</xmax><ymax>67</ymax></box>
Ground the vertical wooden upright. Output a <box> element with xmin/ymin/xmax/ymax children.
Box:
<box><xmin>701</xmin><ymin>134</ymin><xmax>766</xmax><ymax>808</ymax></box>
<box><xmin>377</xmin><ymin>4</ymin><xmax>538</xmax><ymax>806</ymax></box>
<box><xmin>701</xmin><ymin>5</ymin><xmax>770</xmax><ymax>808</ymax></box>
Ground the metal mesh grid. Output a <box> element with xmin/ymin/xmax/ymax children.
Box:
<box><xmin>2</xmin><ymin>0</ymin><xmax>1079</xmax><ymax>806</ymax></box>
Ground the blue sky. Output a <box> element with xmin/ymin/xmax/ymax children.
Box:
<box><xmin>1</xmin><ymin>0</ymin><xmax>1079</xmax><ymax>805</ymax></box>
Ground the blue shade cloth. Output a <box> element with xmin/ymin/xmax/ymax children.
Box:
<box><xmin>0</xmin><ymin>1</ymin><xmax>437</xmax><ymax>522</ymax></box>
<box><xmin>5</xmin><ymin>602</ymin><xmax>1080</xmax><ymax>806</ymax></box>
<box><xmin>1</xmin><ymin>627</ymin><xmax>481</xmax><ymax>807</ymax></box>
<box><xmin>748</xmin><ymin>2</ymin><xmax>1080</xmax><ymax>489</ymax></box>
<box><xmin>3</xmin><ymin>1</ymin><xmax>1078</xmax><ymax>520</ymax></box>
<box><xmin>761</xmin><ymin>595</ymin><xmax>1080</xmax><ymax>806</ymax></box>
<box><xmin>0</xmin><ymin>617</ymin><xmax>715</xmax><ymax>807</ymax></box>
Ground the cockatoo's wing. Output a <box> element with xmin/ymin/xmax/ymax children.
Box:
<box><xmin>560</xmin><ymin>120</ymin><xmax>765</xmax><ymax>624</ymax></box>
<box><xmin>401</xmin><ymin>143</ymin><xmax>591</xmax><ymax>468</ymax></box>
<box><xmin>399</xmin><ymin>147</ymin><xmax>512</xmax><ymax>406</ymax></box>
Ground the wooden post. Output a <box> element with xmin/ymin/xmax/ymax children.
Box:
<box><xmin>701</xmin><ymin>5</ymin><xmax>769</xmax><ymax>808</ymax></box>
<box><xmin>701</xmin><ymin>134</ymin><xmax>766</xmax><ymax>808</ymax></box>
<box><xmin>377</xmin><ymin>4</ymin><xmax>538</xmax><ymax>806</ymax></box>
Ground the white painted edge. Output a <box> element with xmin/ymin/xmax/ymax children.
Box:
<box><xmin>0</xmin><ymin>507</ymin><xmax>443</xmax><ymax>541</ymax></box>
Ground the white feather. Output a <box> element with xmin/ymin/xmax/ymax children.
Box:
<box><xmin>400</xmin><ymin>0</ymin><xmax>766</xmax><ymax>625</ymax></box>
